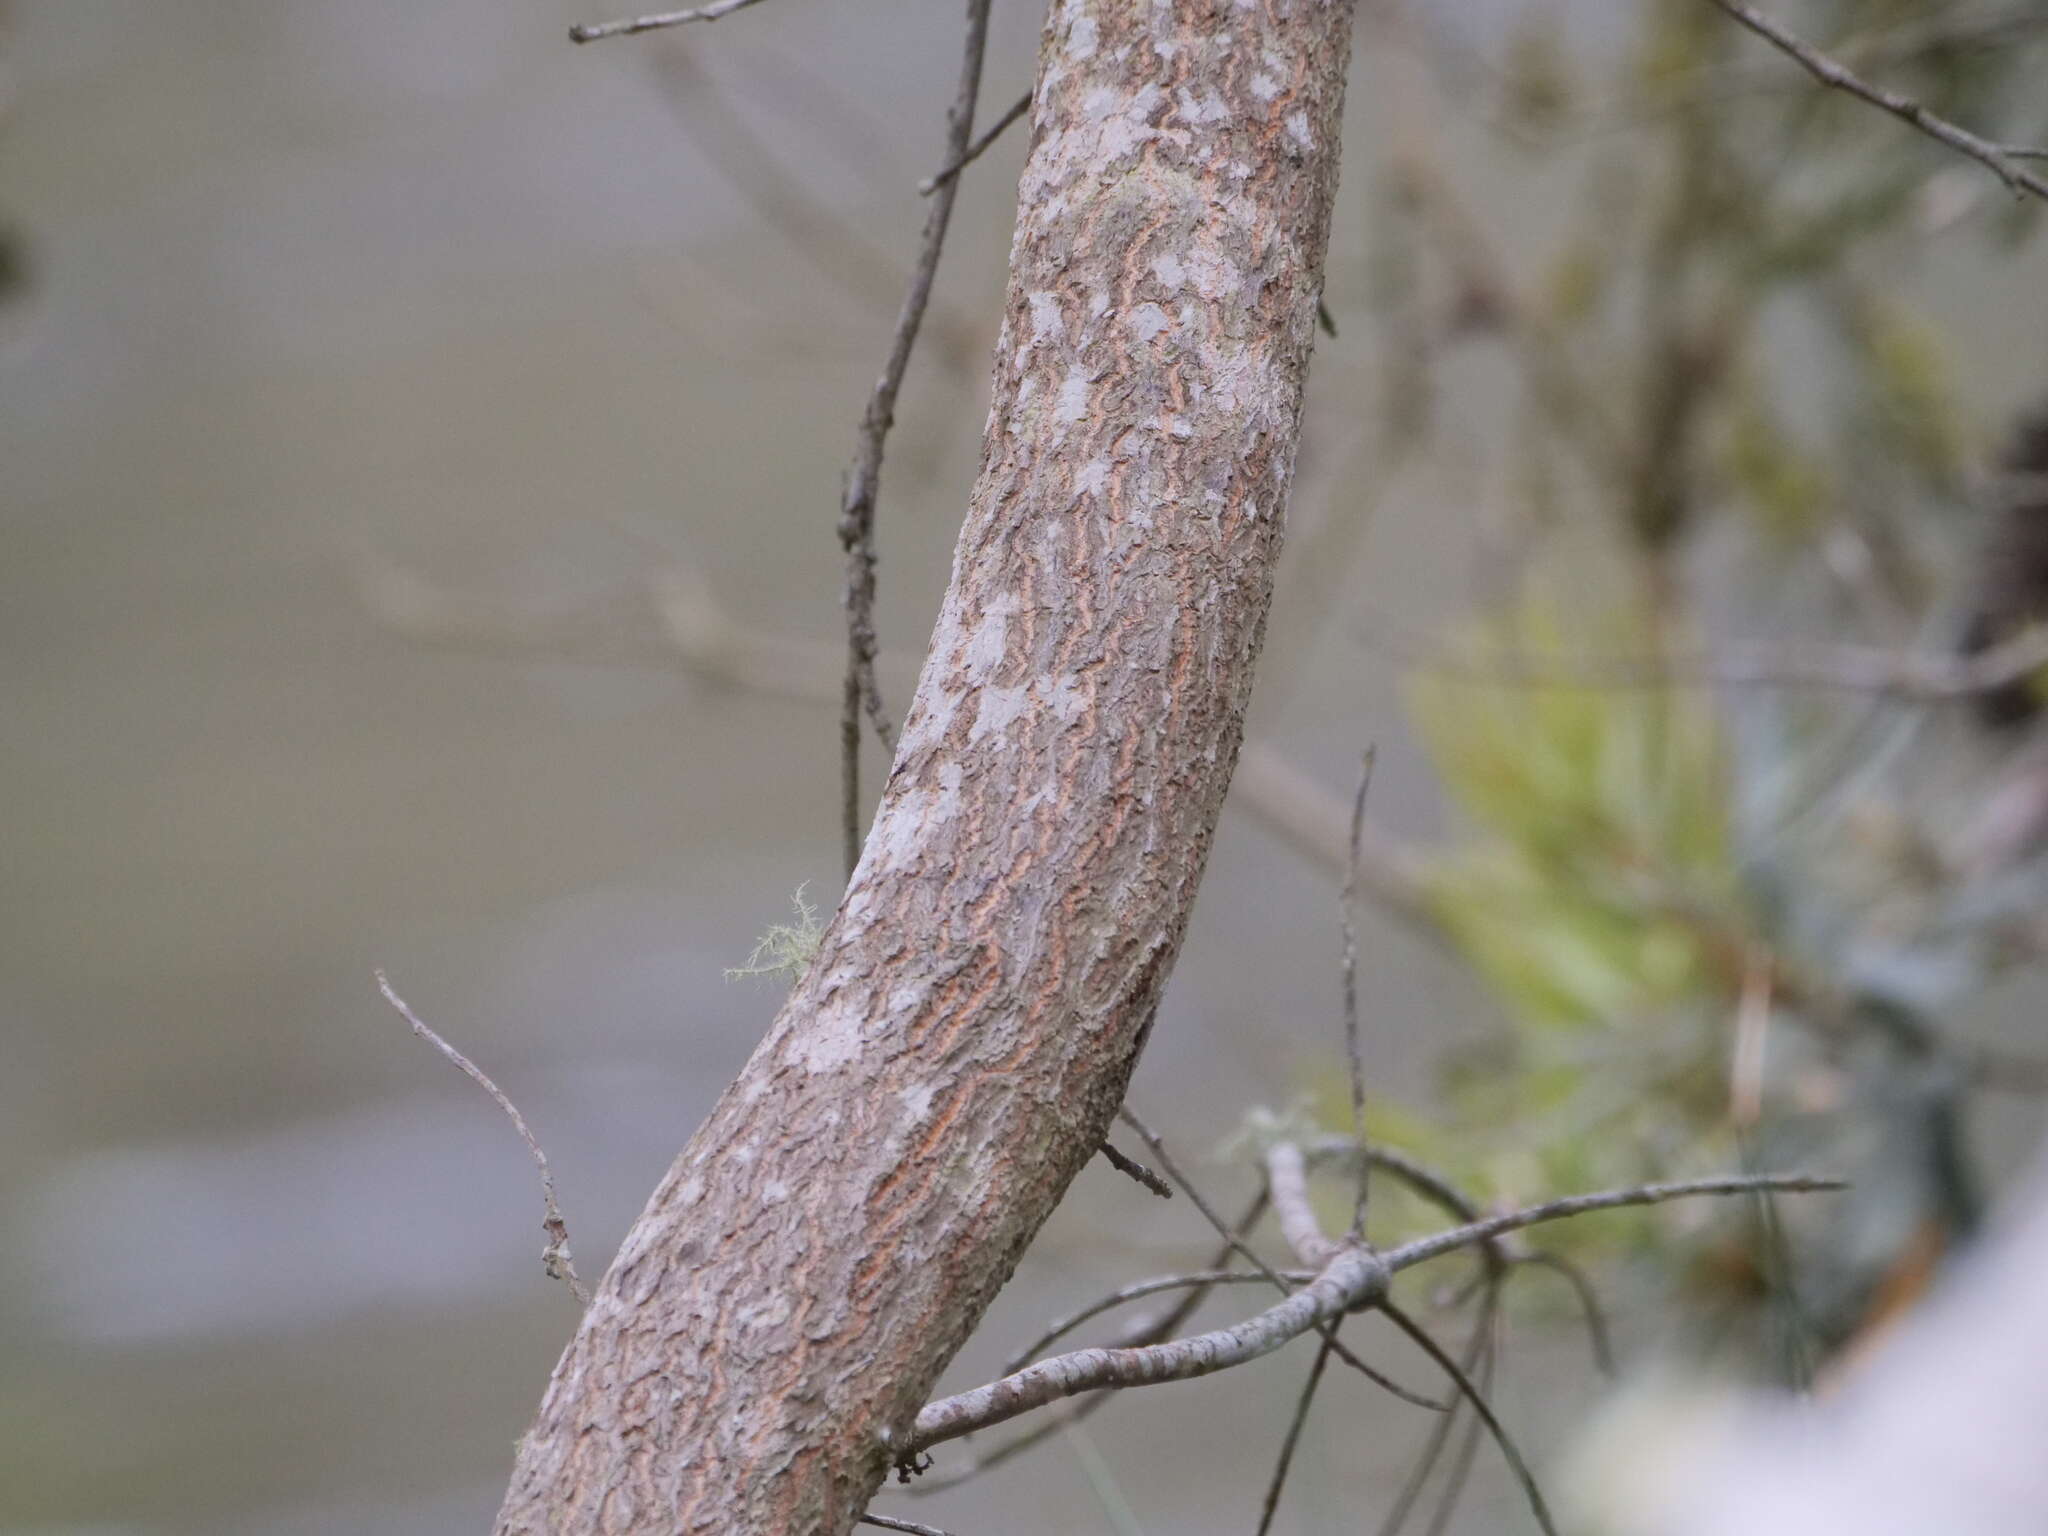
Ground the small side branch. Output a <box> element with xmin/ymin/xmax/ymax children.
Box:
<box><xmin>861</xmin><ymin>1515</ymin><xmax>959</xmax><ymax>1536</ymax></box>
<box><xmin>1515</xmin><ymin>1252</ymin><xmax>1616</xmax><ymax>1377</ymax></box>
<box><xmin>907</xmin><ymin>1190</ymin><xmax>1275</xmax><ymax>1496</ymax></box>
<box><xmin>1254</xmin><ymin>1330</ymin><xmax>1339</xmax><ymax>1536</ymax></box>
<box><xmin>905</xmin><ymin>1244</ymin><xmax>1391</xmax><ymax>1452</ymax></box>
<box><xmin>1120</xmin><ymin>1110</ymin><xmax>1442</xmax><ymax>1408</ymax></box>
<box><xmin>1384</xmin><ymin>1174</ymin><xmax>1844</xmax><ymax>1274</ymax></box>
<box><xmin>839</xmin><ymin>0</ymin><xmax>993</xmax><ymax>874</ymax></box>
<box><xmin>904</xmin><ymin>1166</ymin><xmax>1837</xmax><ymax>1456</ymax></box>
<box><xmin>1098</xmin><ymin>1140</ymin><xmax>1173</xmax><ymax>1199</ymax></box>
<box><xmin>1382</xmin><ymin>1302</ymin><xmax>1553</xmax><ymax>1536</ymax></box>
<box><xmin>570</xmin><ymin>0</ymin><xmax>770</xmax><ymax>44</ymax></box>
<box><xmin>1701</xmin><ymin>0</ymin><xmax>2048</xmax><ymax>202</ymax></box>
<box><xmin>376</xmin><ymin>971</ymin><xmax>590</xmax><ymax>1306</ymax></box>
<box><xmin>1372</xmin><ymin>1283</ymin><xmax>1502</xmax><ymax>1536</ymax></box>
<box><xmin>920</xmin><ymin>90</ymin><xmax>1033</xmax><ymax>194</ymax></box>
<box><xmin>1000</xmin><ymin>1270</ymin><xmax>1307</xmax><ymax>1378</ymax></box>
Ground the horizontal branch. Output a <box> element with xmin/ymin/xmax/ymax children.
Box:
<box><xmin>1001</xmin><ymin>1270</ymin><xmax>1305</xmax><ymax>1378</ymax></box>
<box><xmin>1383</xmin><ymin>1174</ymin><xmax>1844</xmax><ymax>1274</ymax></box>
<box><xmin>905</xmin><ymin>1169</ymin><xmax>1840</xmax><ymax>1454</ymax></box>
<box><xmin>1382</xmin><ymin>1300</ymin><xmax>1557</xmax><ymax>1536</ymax></box>
<box><xmin>1702</xmin><ymin>0</ymin><xmax>2048</xmax><ymax>201</ymax></box>
<box><xmin>570</xmin><ymin>0</ymin><xmax>768</xmax><ymax>43</ymax></box>
<box><xmin>902</xmin><ymin>1189</ymin><xmax>1275</xmax><ymax>1496</ymax></box>
<box><xmin>837</xmin><ymin>0</ymin><xmax>992</xmax><ymax>872</ymax></box>
<box><xmin>903</xmin><ymin>1245</ymin><xmax>1389</xmax><ymax>1453</ymax></box>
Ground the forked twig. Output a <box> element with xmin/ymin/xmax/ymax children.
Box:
<box><xmin>376</xmin><ymin>971</ymin><xmax>590</xmax><ymax>1306</ymax></box>
<box><xmin>1118</xmin><ymin>1110</ymin><xmax>1444</xmax><ymax>1409</ymax></box>
<box><xmin>906</xmin><ymin>1190</ymin><xmax>1273</xmax><ymax>1496</ymax></box>
<box><xmin>904</xmin><ymin>1165</ymin><xmax>1838</xmax><ymax>1457</ymax></box>
<box><xmin>903</xmin><ymin>1243</ymin><xmax>1393</xmax><ymax>1450</ymax></box>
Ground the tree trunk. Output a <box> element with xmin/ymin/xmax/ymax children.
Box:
<box><xmin>494</xmin><ymin>2</ymin><xmax>1358</xmax><ymax>1530</ymax></box>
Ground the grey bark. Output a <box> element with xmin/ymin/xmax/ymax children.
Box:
<box><xmin>494</xmin><ymin>2</ymin><xmax>1358</xmax><ymax>1530</ymax></box>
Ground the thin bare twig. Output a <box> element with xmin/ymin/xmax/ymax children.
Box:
<box><xmin>376</xmin><ymin>971</ymin><xmax>590</xmax><ymax>1306</ymax></box>
<box><xmin>571</xmin><ymin>0</ymin><xmax>770</xmax><ymax>43</ymax></box>
<box><xmin>839</xmin><ymin>0</ymin><xmax>992</xmax><ymax>875</ymax></box>
<box><xmin>908</xmin><ymin>1191</ymin><xmax>1272</xmax><ymax>1495</ymax></box>
<box><xmin>1515</xmin><ymin>1252</ymin><xmax>1616</xmax><ymax>1377</ymax></box>
<box><xmin>907</xmin><ymin>1168</ymin><xmax>1837</xmax><ymax>1453</ymax></box>
<box><xmin>1384</xmin><ymin>1174</ymin><xmax>1844</xmax><ymax>1274</ymax></box>
<box><xmin>1373</xmin><ymin>1282</ymin><xmax>1501</xmax><ymax>1536</ymax></box>
<box><xmin>1098</xmin><ymin>1140</ymin><xmax>1173</xmax><ymax>1199</ymax></box>
<box><xmin>1233</xmin><ymin>743</ymin><xmax>1441</xmax><ymax>922</ymax></box>
<box><xmin>1420</xmin><ymin>1303</ymin><xmax>1498</xmax><ymax>1536</ymax></box>
<box><xmin>1117</xmin><ymin>1188</ymin><xmax>1272</xmax><ymax>1347</ymax></box>
<box><xmin>905</xmin><ymin>1240</ymin><xmax>1391</xmax><ymax>1451</ymax></box>
<box><xmin>861</xmin><ymin>1514</ymin><xmax>958</xmax><ymax>1536</ymax></box>
<box><xmin>1342</xmin><ymin>745</ymin><xmax>1377</xmax><ymax>1235</ymax></box>
<box><xmin>1117</xmin><ymin>1109</ymin><xmax>1285</xmax><ymax>1287</ymax></box>
<box><xmin>987</xmin><ymin>1157</ymin><xmax>1507</xmax><ymax>1395</ymax></box>
<box><xmin>1001</xmin><ymin>1271</ymin><xmax>1307</xmax><ymax>1378</ymax></box>
<box><xmin>1307</xmin><ymin>1138</ymin><xmax>1514</xmax><ymax>1278</ymax></box>
<box><xmin>1320</xmin><ymin>1139</ymin><xmax>1479</xmax><ymax>1222</ymax></box>
<box><xmin>1254</xmin><ymin>1330</ymin><xmax>1339</xmax><ymax>1536</ymax></box>
<box><xmin>921</xmin><ymin>90</ymin><xmax>1033</xmax><ymax>194</ymax></box>
<box><xmin>1701</xmin><ymin>0</ymin><xmax>2048</xmax><ymax>202</ymax></box>
<box><xmin>1382</xmin><ymin>1301</ymin><xmax>1557</xmax><ymax>1536</ymax></box>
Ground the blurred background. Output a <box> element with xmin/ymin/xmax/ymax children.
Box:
<box><xmin>2</xmin><ymin>1</ymin><xmax>2045</xmax><ymax>1532</ymax></box>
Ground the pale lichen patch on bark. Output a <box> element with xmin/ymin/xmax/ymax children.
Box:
<box><xmin>1127</xmin><ymin>301</ymin><xmax>1172</xmax><ymax>341</ymax></box>
<box><xmin>968</xmin><ymin>684</ymin><xmax>1031</xmax><ymax>743</ymax></box>
<box><xmin>1055</xmin><ymin>370</ymin><xmax>1094</xmax><ymax>424</ymax></box>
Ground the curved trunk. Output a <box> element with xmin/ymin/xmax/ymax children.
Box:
<box><xmin>495</xmin><ymin>2</ymin><xmax>1357</xmax><ymax>1529</ymax></box>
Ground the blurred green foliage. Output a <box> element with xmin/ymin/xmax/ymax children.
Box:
<box><xmin>1318</xmin><ymin>0</ymin><xmax>2048</xmax><ymax>1349</ymax></box>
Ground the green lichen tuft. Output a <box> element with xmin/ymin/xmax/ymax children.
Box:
<box><xmin>725</xmin><ymin>884</ymin><xmax>825</xmax><ymax>986</ymax></box>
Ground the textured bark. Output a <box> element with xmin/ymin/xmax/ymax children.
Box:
<box><xmin>494</xmin><ymin>2</ymin><xmax>1357</xmax><ymax>1530</ymax></box>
